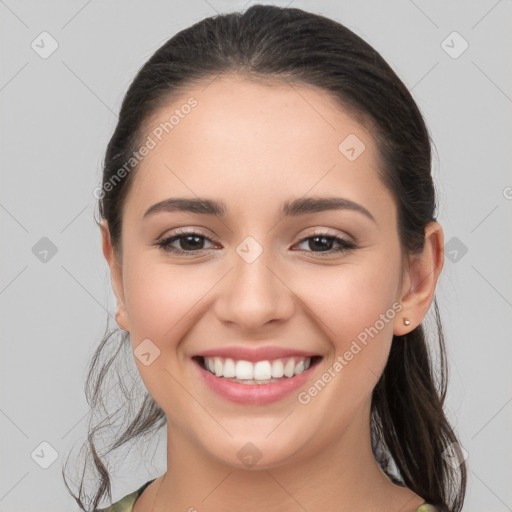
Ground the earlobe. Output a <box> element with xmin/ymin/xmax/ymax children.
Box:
<box><xmin>115</xmin><ymin>307</ymin><xmax>130</xmax><ymax>332</ymax></box>
<box><xmin>100</xmin><ymin>220</ymin><xmax>130</xmax><ymax>332</ymax></box>
<box><xmin>393</xmin><ymin>221</ymin><xmax>444</xmax><ymax>336</ymax></box>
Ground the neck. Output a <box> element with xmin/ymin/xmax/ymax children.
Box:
<box><xmin>144</xmin><ymin>398</ymin><xmax>423</xmax><ymax>512</ymax></box>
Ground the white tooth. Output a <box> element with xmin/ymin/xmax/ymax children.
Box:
<box><xmin>294</xmin><ymin>360</ymin><xmax>305</xmax><ymax>375</ymax></box>
<box><xmin>271</xmin><ymin>359</ymin><xmax>284</xmax><ymax>378</ymax></box>
<box><xmin>214</xmin><ymin>357</ymin><xmax>223</xmax><ymax>377</ymax></box>
<box><xmin>283</xmin><ymin>358</ymin><xmax>295</xmax><ymax>378</ymax></box>
<box><xmin>235</xmin><ymin>360</ymin><xmax>253</xmax><ymax>380</ymax></box>
<box><xmin>204</xmin><ymin>356</ymin><xmax>313</xmax><ymax>379</ymax></box>
<box><xmin>223</xmin><ymin>358</ymin><xmax>236</xmax><ymax>378</ymax></box>
<box><xmin>253</xmin><ymin>361</ymin><xmax>272</xmax><ymax>380</ymax></box>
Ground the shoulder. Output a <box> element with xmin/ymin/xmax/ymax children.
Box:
<box><xmin>97</xmin><ymin>479</ymin><xmax>157</xmax><ymax>512</ymax></box>
<box><xmin>413</xmin><ymin>505</ymin><xmax>443</xmax><ymax>512</ymax></box>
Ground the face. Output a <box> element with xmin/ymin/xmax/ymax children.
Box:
<box><xmin>101</xmin><ymin>75</ymin><xmax>424</xmax><ymax>470</ymax></box>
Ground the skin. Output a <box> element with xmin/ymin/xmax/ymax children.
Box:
<box><xmin>101</xmin><ymin>75</ymin><xmax>444</xmax><ymax>512</ymax></box>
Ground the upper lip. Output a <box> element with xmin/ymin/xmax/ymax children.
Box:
<box><xmin>193</xmin><ymin>346</ymin><xmax>320</xmax><ymax>362</ymax></box>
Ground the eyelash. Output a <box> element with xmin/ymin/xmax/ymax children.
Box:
<box><xmin>156</xmin><ymin>229</ymin><xmax>356</xmax><ymax>256</ymax></box>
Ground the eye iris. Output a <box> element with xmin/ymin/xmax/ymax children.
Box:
<box><xmin>180</xmin><ymin>234</ymin><xmax>203</xmax><ymax>250</ymax></box>
<box><xmin>310</xmin><ymin>235</ymin><xmax>333</xmax><ymax>251</ymax></box>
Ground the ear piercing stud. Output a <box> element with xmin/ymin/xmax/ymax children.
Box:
<box><xmin>403</xmin><ymin>318</ymin><xmax>410</xmax><ymax>326</ymax></box>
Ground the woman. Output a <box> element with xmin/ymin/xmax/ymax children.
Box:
<box><xmin>63</xmin><ymin>5</ymin><xmax>467</xmax><ymax>511</ymax></box>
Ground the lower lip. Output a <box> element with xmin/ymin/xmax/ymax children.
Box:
<box><xmin>194</xmin><ymin>358</ymin><xmax>320</xmax><ymax>405</ymax></box>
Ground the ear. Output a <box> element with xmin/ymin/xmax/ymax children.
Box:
<box><xmin>100</xmin><ymin>219</ymin><xmax>130</xmax><ymax>332</ymax></box>
<box><xmin>394</xmin><ymin>221</ymin><xmax>444</xmax><ymax>336</ymax></box>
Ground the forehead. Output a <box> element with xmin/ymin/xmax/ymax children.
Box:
<box><xmin>123</xmin><ymin>75</ymin><xmax>394</xmax><ymax>226</ymax></box>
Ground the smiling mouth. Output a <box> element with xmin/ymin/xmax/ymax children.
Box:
<box><xmin>193</xmin><ymin>355</ymin><xmax>322</xmax><ymax>385</ymax></box>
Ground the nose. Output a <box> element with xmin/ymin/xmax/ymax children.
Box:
<box><xmin>213</xmin><ymin>242</ymin><xmax>295</xmax><ymax>332</ymax></box>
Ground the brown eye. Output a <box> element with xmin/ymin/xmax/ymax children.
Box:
<box><xmin>294</xmin><ymin>234</ymin><xmax>356</xmax><ymax>255</ymax></box>
<box><xmin>157</xmin><ymin>232</ymin><xmax>217</xmax><ymax>255</ymax></box>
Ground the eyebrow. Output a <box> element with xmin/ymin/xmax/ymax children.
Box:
<box><xmin>142</xmin><ymin>196</ymin><xmax>376</xmax><ymax>223</ymax></box>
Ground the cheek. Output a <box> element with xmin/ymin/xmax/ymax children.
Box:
<box><xmin>303</xmin><ymin>262</ymin><xmax>399</xmax><ymax>338</ymax></box>
<box><xmin>294</xmin><ymin>260</ymin><xmax>400</xmax><ymax>394</ymax></box>
<box><xmin>122</xmin><ymin>255</ymin><xmax>215</xmax><ymax>340</ymax></box>
<box><xmin>120</xmin><ymin>256</ymin><xmax>213</xmax><ymax>409</ymax></box>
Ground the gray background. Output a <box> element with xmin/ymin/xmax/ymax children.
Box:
<box><xmin>1</xmin><ymin>1</ymin><xmax>511</xmax><ymax>510</ymax></box>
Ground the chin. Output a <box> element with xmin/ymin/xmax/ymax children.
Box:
<box><xmin>202</xmin><ymin>433</ymin><xmax>309</xmax><ymax>471</ymax></box>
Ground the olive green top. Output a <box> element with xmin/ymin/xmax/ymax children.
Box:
<box><xmin>98</xmin><ymin>478</ymin><xmax>441</xmax><ymax>511</ymax></box>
